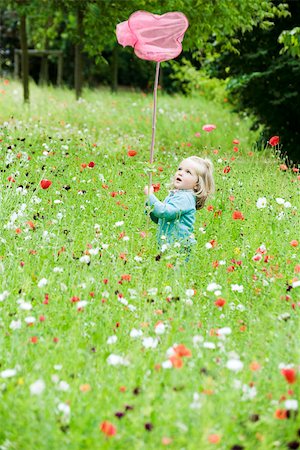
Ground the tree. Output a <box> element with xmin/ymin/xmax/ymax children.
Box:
<box><xmin>207</xmin><ymin>0</ymin><xmax>300</xmax><ymax>164</ymax></box>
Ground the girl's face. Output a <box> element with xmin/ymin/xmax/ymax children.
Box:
<box><xmin>173</xmin><ymin>159</ymin><xmax>199</xmax><ymax>190</ymax></box>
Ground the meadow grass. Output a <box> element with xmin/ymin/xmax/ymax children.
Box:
<box><xmin>0</xmin><ymin>79</ymin><xmax>299</xmax><ymax>450</ymax></box>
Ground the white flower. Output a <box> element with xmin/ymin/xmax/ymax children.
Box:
<box><xmin>236</xmin><ymin>304</ymin><xmax>246</xmax><ymax>311</ymax></box>
<box><xmin>242</xmin><ymin>384</ymin><xmax>257</xmax><ymax>400</ymax></box>
<box><xmin>118</xmin><ymin>297</ymin><xmax>128</xmax><ymax>306</ymax></box>
<box><xmin>292</xmin><ymin>280</ymin><xmax>300</xmax><ymax>288</ymax></box>
<box><xmin>130</xmin><ymin>328</ymin><xmax>143</xmax><ymax>338</ymax></box>
<box><xmin>57</xmin><ymin>402</ymin><xmax>71</xmax><ymax>424</ymax></box>
<box><xmin>203</xmin><ymin>342</ymin><xmax>216</xmax><ymax>349</ymax></box>
<box><xmin>79</xmin><ymin>255</ymin><xmax>90</xmax><ymax>264</ymax></box>
<box><xmin>231</xmin><ymin>284</ymin><xmax>244</xmax><ymax>293</ymax></box>
<box><xmin>30</xmin><ymin>379</ymin><xmax>45</xmax><ymax>395</ymax></box>
<box><xmin>107</xmin><ymin>354</ymin><xmax>129</xmax><ymax>366</ymax></box>
<box><xmin>154</xmin><ymin>322</ymin><xmax>165</xmax><ymax>335</ymax></box>
<box><xmin>114</xmin><ymin>221</ymin><xmax>124</xmax><ymax>227</ymax></box>
<box><xmin>161</xmin><ymin>244</ymin><xmax>168</xmax><ymax>253</ymax></box>
<box><xmin>162</xmin><ymin>360</ymin><xmax>173</xmax><ymax>369</ymax></box>
<box><xmin>89</xmin><ymin>248</ymin><xmax>99</xmax><ymax>255</ymax></box>
<box><xmin>38</xmin><ymin>278</ymin><xmax>48</xmax><ymax>288</ymax></box>
<box><xmin>256</xmin><ymin>197</ymin><xmax>267</xmax><ymax>209</ymax></box>
<box><xmin>285</xmin><ymin>399</ymin><xmax>298</xmax><ymax>410</ymax></box>
<box><xmin>207</xmin><ymin>282</ymin><xmax>222</xmax><ymax>292</ymax></box>
<box><xmin>24</xmin><ymin>316</ymin><xmax>36</xmax><ymax>325</ymax></box>
<box><xmin>0</xmin><ymin>369</ymin><xmax>17</xmax><ymax>378</ymax></box>
<box><xmin>134</xmin><ymin>256</ymin><xmax>143</xmax><ymax>262</ymax></box>
<box><xmin>0</xmin><ymin>291</ymin><xmax>9</xmax><ymax>302</ymax></box>
<box><xmin>218</xmin><ymin>327</ymin><xmax>232</xmax><ymax>336</ymax></box>
<box><xmin>9</xmin><ymin>319</ymin><xmax>22</xmax><ymax>330</ymax></box>
<box><xmin>192</xmin><ymin>335</ymin><xmax>204</xmax><ymax>346</ymax></box>
<box><xmin>77</xmin><ymin>301</ymin><xmax>88</xmax><ymax>310</ymax></box>
<box><xmin>102</xmin><ymin>243</ymin><xmax>109</xmax><ymax>249</ymax></box>
<box><xmin>127</xmin><ymin>304</ymin><xmax>136</xmax><ymax>312</ymax></box>
<box><xmin>205</xmin><ymin>242</ymin><xmax>213</xmax><ymax>249</ymax></box>
<box><xmin>226</xmin><ymin>359</ymin><xmax>244</xmax><ymax>372</ymax></box>
<box><xmin>58</xmin><ymin>381</ymin><xmax>70</xmax><ymax>391</ymax></box>
<box><xmin>148</xmin><ymin>288</ymin><xmax>158</xmax><ymax>296</ymax></box>
<box><xmin>142</xmin><ymin>337</ymin><xmax>159</xmax><ymax>349</ymax></box>
<box><xmin>107</xmin><ymin>335</ymin><xmax>117</xmax><ymax>344</ymax></box>
<box><xmin>18</xmin><ymin>301</ymin><xmax>32</xmax><ymax>311</ymax></box>
<box><xmin>53</xmin><ymin>267</ymin><xmax>64</xmax><ymax>273</ymax></box>
<box><xmin>190</xmin><ymin>392</ymin><xmax>202</xmax><ymax>409</ymax></box>
<box><xmin>185</xmin><ymin>289</ymin><xmax>195</xmax><ymax>297</ymax></box>
<box><xmin>276</xmin><ymin>197</ymin><xmax>285</xmax><ymax>204</ymax></box>
<box><xmin>284</xmin><ymin>201</ymin><xmax>292</xmax><ymax>208</ymax></box>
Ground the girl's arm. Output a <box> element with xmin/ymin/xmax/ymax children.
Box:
<box><xmin>148</xmin><ymin>192</ymin><xmax>194</xmax><ymax>221</ymax></box>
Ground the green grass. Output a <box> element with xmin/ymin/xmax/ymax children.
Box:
<box><xmin>0</xmin><ymin>79</ymin><xmax>299</xmax><ymax>450</ymax></box>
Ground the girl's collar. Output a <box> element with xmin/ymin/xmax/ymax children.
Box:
<box><xmin>170</xmin><ymin>189</ymin><xmax>195</xmax><ymax>194</ymax></box>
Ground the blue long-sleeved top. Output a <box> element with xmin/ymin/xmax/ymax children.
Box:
<box><xmin>147</xmin><ymin>189</ymin><xmax>196</xmax><ymax>247</ymax></box>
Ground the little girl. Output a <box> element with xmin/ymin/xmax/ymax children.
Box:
<box><xmin>144</xmin><ymin>156</ymin><xmax>214</xmax><ymax>252</ymax></box>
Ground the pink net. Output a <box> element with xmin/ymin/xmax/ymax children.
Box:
<box><xmin>116</xmin><ymin>11</ymin><xmax>189</xmax><ymax>62</ymax></box>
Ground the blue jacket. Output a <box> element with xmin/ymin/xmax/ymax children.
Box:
<box><xmin>148</xmin><ymin>189</ymin><xmax>196</xmax><ymax>247</ymax></box>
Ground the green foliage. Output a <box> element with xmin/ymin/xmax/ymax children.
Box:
<box><xmin>279</xmin><ymin>27</ymin><xmax>300</xmax><ymax>57</ymax></box>
<box><xmin>208</xmin><ymin>0</ymin><xmax>300</xmax><ymax>164</ymax></box>
<box><xmin>169</xmin><ymin>58</ymin><xmax>227</xmax><ymax>101</ymax></box>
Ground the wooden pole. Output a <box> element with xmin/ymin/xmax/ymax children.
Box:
<box><xmin>19</xmin><ymin>14</ymin><xmax>29</xmax><ymax>103</ymax></box>
<box><xmin>75</xmin><ymin>8</ymin><xmax>83</xmax><ymax>100</ymax></box>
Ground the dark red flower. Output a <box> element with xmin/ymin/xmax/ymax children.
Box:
<box><xmin>223</xmin><ymin>166</ymin><xmax>231</xmax><ymax>174</ymax></box>
<box><xmin>152</xmin><ymin>183</ymin><xmax>160</xmax><ymax>192</ymax></box>
<box><xmin>269</xmin><ymin>136</ymin><xmax>280</xmax><ymax>146</ymax></box>
<box><xmin>88</xmin><ymin>161</ymin><xmax>95</xmax><ymax>168</ymax></box>
<box><xmin>40</xmin><ymin>179</ymin><xmax>52</xmax><ymax>189</ymax></box>
<box><xmin>281</xmin><ymin>368</ymin><xmax>297</xmax><ymax>384</ymax></box>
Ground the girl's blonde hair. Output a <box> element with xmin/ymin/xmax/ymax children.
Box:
<box><xmin>170</xmin><ymin>156</ymin><xmax>215</xmax><ymax>210</ymax></box>
<box><xmin>188</xmin><ymin>156</ymin><xmax>215</xmax><ymax>209</ymax></box>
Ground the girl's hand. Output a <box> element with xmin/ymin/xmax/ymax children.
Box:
<box><xmin>144</xmin><ymin>185</ymin><xmax>154</xmax><ymax>195</ymax></box>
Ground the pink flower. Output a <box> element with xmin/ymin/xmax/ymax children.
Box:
<box><xmin>202</xmin><ymin>124</ymin><xmax>216</xmax><ymax>132</ymax></box>
<box><xmin>116</xmin><ymin>11</ymin><xmax>189</xmax><ymax>62</ymax></box>
<box><xmin>194</xmin><ymin>132</ymin><xmax>201</xmax><ymax>138</ymax></box>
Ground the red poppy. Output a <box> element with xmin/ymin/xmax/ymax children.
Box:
<box><xmin>169</xmin><ymin>355</ymin><xmax>183</xmax><ymax>368</ymax></box>
<box><xmin>152</xmin><ymin>183</ymin><xmax>160</xmax><ymax>192</ymax></box>
<box><xmin>223</xmin><ymin>166</ymin><xmax>231</xmax><ymax>174</ymax></box>
<box><xmin>100</xmin><ymin>421</ymin><xmax>117</xmax><ymax>437</ymax></box>
<box><xmin>214</xmin><ymin>298</ymin><xmax>226</xmax><ymax>307</ymax></box>
<box><xmin>88</xmin><ymin>161</ymin><xmax>95</xmax><ymax>168</ymax></box>
<box><xmin>281</xmin><ymin>368</ymin><xmax>297</xmax><ymax>384</ymax></box>
<box><xmin>40</xmin><ymin>179</ymin><xmax>52</xmax><ymax>189</ymax></box>
<box><xmin>127</xmin><ymin>150</ymin><xmax>137</xmax><ymax>157</ymax></box>
<box><xmin>274</xmin><ymin>409</ymin><xmax>287</xmax><ymax>419</ymax></box>
<box><xmin>269</xmin><ymin>136</ymin><xmax>280</xmax><ymax>146</ymax></box>
<box><xmin>290</xmin><ymin>240</ymin><xmax>298</xmax><ymax>247</ymax></box>
<box><xmin>232</xmin><ymin>211</ymin><xmax>245</xmax><ymax>220</ymax></box>
<box><xmin>173</xmin><ymin>344</ymin><xmax>192</xmax><ymax>357</ymax></box>
<box><xmin>121</xmin><ymin>274</ymin><xmax>131</xmax><ymax>281</ymax></box>
<box><xmin>233</xmin><ymin>139</ymin><xmax>240</xmax><ymax>144</ymax></box>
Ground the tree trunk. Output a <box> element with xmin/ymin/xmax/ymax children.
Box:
<box><xmin>19</xmin><ymin>14</ymin><xmax>29</xmax><ymax>103</ymax></box>
<box><xmin>75</xmin><ymin>8</ymin><xmax>84</xmax><ymax>100</ymax></box>
<box><xmin>111</xmin><ymin>44</ymin><xmax>118</xmax><ymax>92</ymax></box>
<box><xmin>39</xmin><ymin>56</ymin><xmax>49</xmax><ymax>85</ymax></box>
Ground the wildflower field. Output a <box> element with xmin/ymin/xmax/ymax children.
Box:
<box><xmin>0</xmin><ymin>79</ymin><xmax>299</xmax><ymax>450</ymax></box>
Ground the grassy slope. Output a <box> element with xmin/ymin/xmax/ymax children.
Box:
<box><xmin>0</xmin><ymin>80</ymin><xmax>299</xmax><ymax>450</ymax></box>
